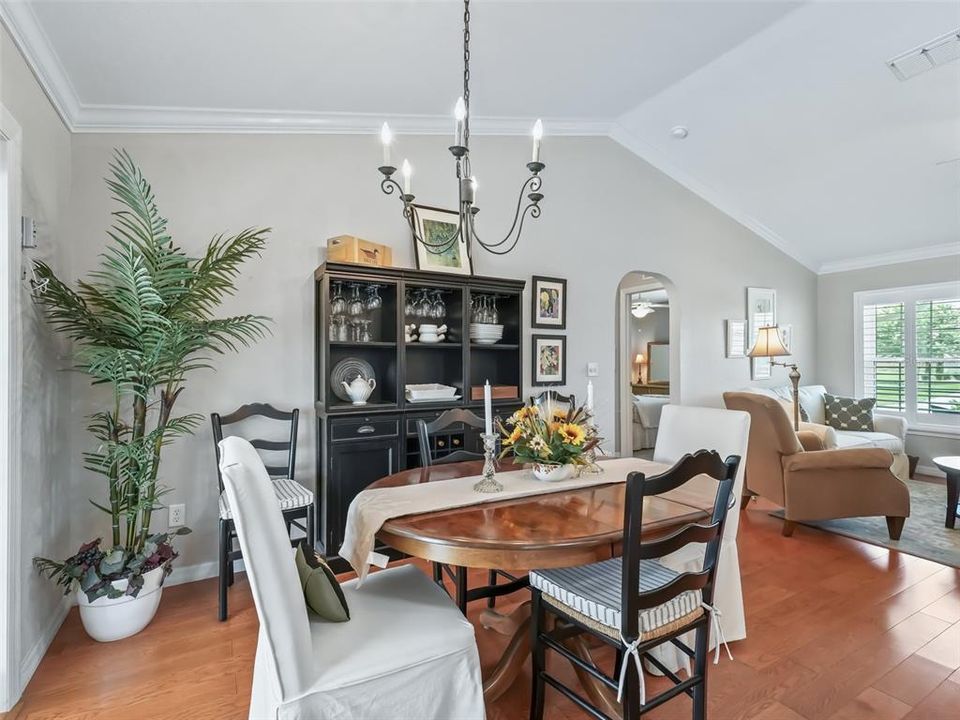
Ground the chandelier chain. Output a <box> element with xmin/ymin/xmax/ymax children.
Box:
<box><xmin>463</xmin><ymin>0</ymin><xmax>471</xmax><ymax>149</ymax></box>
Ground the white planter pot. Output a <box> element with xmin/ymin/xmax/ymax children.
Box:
<box><xmin>532</xmin><ymin>463</ymin><xmax>576</xmax><ymax>482</ymax></box>
<box><xmin>77</xmin><ymin>565</ymin><xmax>166</xmax><ymax>642</ymax></box>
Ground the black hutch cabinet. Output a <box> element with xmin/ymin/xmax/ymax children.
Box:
<box><xmin>314</xmin><ymin>262</ymin><xmax>524</xmax><ymax>567</ymax></box>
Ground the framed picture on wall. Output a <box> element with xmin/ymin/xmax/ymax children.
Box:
<box><xmin>531</xmin><ymin>276</ymin><xmax>567</xmax><ymax>329</ymax></box>
<box><xmin>746</xmin><ymin>287</ymin><xmax>776</xmax><ymax>379</ymax></box>
<box><xmin>725</xmin><ymin>319</ymin><xmax>746</xmax><ymax>358</ymax></box>
<box><xmin>531</xmin><ymin>334</ymin><xmax>566</xmax><ymax>385</ymax></box>
<box><xmin>780</xmin><ymin>324</ymin><xmax>793</xmax><ymax>353</ymax></box>
<box><xmin>411</xmin><ymin>204</ymin><xmax>473</xmax><ymax>275</ymax></box>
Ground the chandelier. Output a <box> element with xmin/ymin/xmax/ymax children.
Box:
<box><xmin>377</xmin><ymin>0</ymin><xmax>545</xmax><ymax>258</ymax></box>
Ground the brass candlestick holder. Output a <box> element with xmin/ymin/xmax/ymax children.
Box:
<box><xmin>473</xmin><ymin>433</ymin><xmax>503</xmax><ymax>493</ymax></box>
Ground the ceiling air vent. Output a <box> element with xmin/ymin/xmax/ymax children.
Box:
<box><xmin>887</xmin><ymin>28</ymin><xmax>960</xmax><ymax>80</ymax></box>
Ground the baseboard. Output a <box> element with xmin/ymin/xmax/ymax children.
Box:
<box><xmin>165</xmin><ymin>560</ymin><xmax>219</xmax><ymax>587</ymax></box>
<box><xmin>18</xmin><ymin>594</ymin><xmax>70</xmax><ymax>692</ymax></box>
<box><xmin>916</xmin><ymin>464</ymin><xmax>946</xmax><ymax>479</ymax></box>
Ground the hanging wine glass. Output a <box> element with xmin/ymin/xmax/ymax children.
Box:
<box><xmin>331</xmin><ymin>281</ymin><xmax>346</xmax><ymax>315</ymax></box>
<box><xmin>365</xmin><ymin>284</ymin><xmax>382</xmax><ymax>311</ymax></box>
<box><xmin>431</xmin><ymin>291</ymin><xmax>445</xmax><ymax>320</ymax></box>
<box><xmin>416</xmin><ymin>289</ymin><xmax>430</xmax><ymax>318</ymax></box>
<box><xmin>348</xmin><ymin>285</ymin><xmax>364</xmax><ymax>317</ymax></box>
<box><xmin>490</xmin><ymin>295</ymin><xmax>499</xmax><ymax>324</ymax></box>
<box><xmin>405</xmin><ymin>289</ymin><xmax>416</xmax><ymax>317</ymax></box>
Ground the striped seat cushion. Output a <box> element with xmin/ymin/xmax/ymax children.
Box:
<box><xmin>219</xmin><ymin>478</ymin><xmax>313</xmax><ymax>520</ymax></box>
<box><xmin>530</xmin><ymin>557</ymin><xmax>702</xmax><ymax>638</ymax></box>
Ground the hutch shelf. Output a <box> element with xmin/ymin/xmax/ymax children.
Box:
<box><xmin>314</xmin><ymin>262</ymin><xmax>524</xmax><ymax>568</ymax></box>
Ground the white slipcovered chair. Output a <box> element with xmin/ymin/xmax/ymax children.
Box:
<box><xmin>218</xmin><ymin>436</ymin><xmax>485</xmax><ymax>720</ymax></box>
<box><xmin>650</xmin><ymin>405</ymin><xmax>750</xmax><ymax>670</ymax></box>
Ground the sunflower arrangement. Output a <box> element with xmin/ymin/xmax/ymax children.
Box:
<box><xmin>497</xmin><ymin>401</ymin><xmax>601</xmax><ymax>467</ymax></box>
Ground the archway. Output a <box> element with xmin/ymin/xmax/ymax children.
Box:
<box><xmin>614</xmin><ymin>271</ymin><xmax>680</xmax><ymax>457</ymax></box>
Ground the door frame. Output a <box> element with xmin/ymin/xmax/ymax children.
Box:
<box><xmin>0</xmin><ymin>104</ymin><xmax>24</xmax><ymax>711</ymax></box>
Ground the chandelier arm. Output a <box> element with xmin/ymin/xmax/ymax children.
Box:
<box><xmin>476</xmin><ymin>202</ymin><xmax>539</xmax><ymax>256</ymax></box>
<box><xmin>472</xmin><ymin>173</ymin><xmax>542</xmax><ymax>249</ymax></box>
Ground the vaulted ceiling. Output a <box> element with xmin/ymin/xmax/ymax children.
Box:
<box><xmin>3</xmin><ymin>0</ymin><xmax>958</xmax><ymax>273</ymax></box>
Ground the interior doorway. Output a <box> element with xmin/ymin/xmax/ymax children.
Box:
<box><xmin>616</xmin><ymin>272</ymin><xmax>677</xmax><ymax>458</ymax></box>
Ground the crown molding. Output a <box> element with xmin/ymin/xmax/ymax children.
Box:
<box><xmin>817</xmin><ymin>242</ymin><xmax>960</xmax><ymax>275</ymax></box>
<box><xmin>608</xmin><ymin>122</ymin><xmax>819</xmax><ymax>273</ymax></box>
<box><xmin>70</xmin><ymin>103</ymin><xmax>614</xmax><ymax>136</ymax></box>
<box><xmin>0</xmin><ymin>1</ymin><xmax>78</xmax><ymax>130</ymax></box>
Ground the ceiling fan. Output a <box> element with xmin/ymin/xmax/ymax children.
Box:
<box><xmin>631</xmin><ymin>300</ymin><xmax>668</xmax><ymax>318</ymax></box>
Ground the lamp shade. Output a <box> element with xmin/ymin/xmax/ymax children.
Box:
<box><xmin>748</xmin><ymin>325</ymin><xmax>791</xmax><ymax>358</ymax></box>
<box><xmin>635</xmin><ymin>353</ymin><xmax>644</xmax><ymax>365</ymax></box>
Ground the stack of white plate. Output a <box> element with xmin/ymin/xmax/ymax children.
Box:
<box><xmin>470</xmin><ymin>323</ymin><xmax>503</xmax><ymax>345</ymax></box>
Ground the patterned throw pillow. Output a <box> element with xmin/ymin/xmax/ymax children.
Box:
<box><xmin>824</xmin><ymin>394</ymin><xmax>875</xmax><ymax>432</ymax></box>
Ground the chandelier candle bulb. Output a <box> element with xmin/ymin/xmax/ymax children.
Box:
<box><xmin>401</xmin><ymin>159</ymin><xmax>412</xmax><ymax>195</ymax></box>
<box><xmin>532</xmin><ymin>119</ymin><xmax>544</xmax><ymax>163</ymax></box>
<box><xmin>454</xmin><ymin>97</ymin><xmax>467</xmax><ymax>147</ymax></box>
<box><xmin>380</xmin><ymin>122</ymin><xmax>393</xmax><ymax>167</ymax></box>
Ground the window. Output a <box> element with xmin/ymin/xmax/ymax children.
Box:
<box><xmin>856</xmin><ymin>281</ymin><xmax>960</xmax><ymax>431</ymax></box>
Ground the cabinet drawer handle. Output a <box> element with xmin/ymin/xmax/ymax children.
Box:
<box><xmin>357</xmin><ymin>425</ymin><xmax>376</xmax><ymax>434</ymax></box>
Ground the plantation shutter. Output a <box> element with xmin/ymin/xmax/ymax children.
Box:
<box><xmin>915</xmin><ymin>297</ymin><xmax>960</xmax><ymax>416</ymax></box>
<box><xmin>862</xmin><ymin>302</ymin><xmax>905</xmax><ymax>411</ymax></box>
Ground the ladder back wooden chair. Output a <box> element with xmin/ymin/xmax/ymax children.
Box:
<box><xmin>417</xmin><ymin>407</ymin><xmax>519</xmax><ymax>608</ymax></box>
<box><xmin>416</xmin><ymin>408</ymin><xmax>486</xmax><ymax>467</ymax></box>
<box><xmin>529</xmin><ymin>450</ymin><xmax>740</xmax><ymax>720</ymax></box>
<box><xmin>211</xmin><ymin>403</ymin><xmax>314</xmax><ymax>621</ymax></box>
<box><xmin>530</xmin><ymin>390</ymin><xmax>577</xmax><ymax>417</ymax></box>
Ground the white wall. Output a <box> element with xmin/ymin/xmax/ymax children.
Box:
<box><xmin>1</xmin><ymin>23</ymin><xmax>73</xmax><ymax>700</ymax></box>
<box><xmin>817</xmin><ymin>255</ymin><xmax>960</xmax><ymax>470</ymax></box>
<box><xmin>64</xmin><ymin>132</ymin><xmax>817</xmax><ymax>573</ymax></box>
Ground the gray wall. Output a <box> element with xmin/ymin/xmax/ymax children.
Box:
<box><xmin>64</xmin><ymin>132</ymin><xmax>817</xmax><ymax>574</ymax></box>
<box><xmin>817</xmin><ymin>255</ymin><xmax>960</xmax><ymax>470</ymax></box>
<box><xmin>1</xmin><ymin>24</ymin><xmax>73</xmax><ymax>697</ymax></box>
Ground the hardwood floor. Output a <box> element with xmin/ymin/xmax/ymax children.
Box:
<box><xmin>7</xmin><ymin>496</ymin><xmax>959</xmax><ymax>720</ymax></box>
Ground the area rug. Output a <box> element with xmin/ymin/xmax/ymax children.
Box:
<box><xmin>771</xmin><ymin>479</ymin><xmax>960</xmax><ymax>568</ymax></box>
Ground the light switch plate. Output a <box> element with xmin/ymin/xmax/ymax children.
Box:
<box><xmin>586</xmin><ymin>362</ymin><xmax>599</xmax><ymax>377</ymax></box>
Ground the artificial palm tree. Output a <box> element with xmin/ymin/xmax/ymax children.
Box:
<box><xmin>34</xmin><ymin>149</ymin><xmax>270</xmax><ymax>601</ymax></box>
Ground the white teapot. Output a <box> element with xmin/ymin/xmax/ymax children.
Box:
<box><xmin>342</xmin><ymin>375</ymin><xmax>376</xmax><ymax>405</ymax></box>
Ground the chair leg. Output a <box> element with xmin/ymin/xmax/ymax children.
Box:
<box><xmin>529</xmin><ymin>590</ymin><xmax>546</xmax><ymax>720</ymax></box>
<box><xmin>623</xmin><ymin>646</ymin><xmax>642</xmax><ymax>720</ymax></box>
<box><xmin>740</xmin><ymin>491</ymin><xmax>754</xmax><ymax>511</ymax></box>
<box><xmin>692</xmin><ymin>622</ymin><xmax>710</xmax><ymax>720</ymax></box>
<box><xmin>306</xmin><ymin>504</ymin><xmax>316</xmax><ymax>545</ymax></box>
<box><xmin>782</xmin><ymin>519</ymin><xmax>796</xmax><ymax>537</ymax></box>
<box><xmin>218</xmin><ymin>519</ymin><xmax>229</xmax><ymax>621</ymax></box>
<box><xmin>455</xmin><ymin>566</ymin><xmax>468</xmax><ymax>615</ymax></box>
<box><xmin>226</xmin><ymin>521</ymin><xmax>235</xmax><ymax>587</ymax></box>
<box><xmin>432</xmin><ymin>562</ymin><xmax>443</xmax><ymax>585</ymax></box>
<box><xmin>487</xmin><ymin>570</ymin><xmax>498</xmax><ymax>608</ymax></box>
<box><xmin>886</xmin><ymin>516</ymin><xmax>905</xmax><ymax>540</ymax></box>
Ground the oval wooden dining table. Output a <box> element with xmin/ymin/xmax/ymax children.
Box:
<box><xmin>368</xmin><ymin>457</ymin><xmax>719</xmax><ymax>712</ymax></box>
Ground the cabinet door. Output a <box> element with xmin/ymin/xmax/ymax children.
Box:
<box><xmin>327</xmin><ymin>437</ymin><xmax>400</xmax><ymax>554</ymax></box>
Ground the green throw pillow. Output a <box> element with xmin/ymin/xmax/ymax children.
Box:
<box><xmin>824</xmin><ymin>393</ymin><xmax>875</xmax><ymax>432</ymax></box>
<box><xmin>295</xmin><ymin>541</ymin><xmax>350</xmax><ymax>622</ymax></box>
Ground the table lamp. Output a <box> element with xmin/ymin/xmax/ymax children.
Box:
<box><xmin>634</xmin><ymin>353</ymin><xmax>644</xmax><ymax>383</ymax></box>
<box><xmin>748</xmin><ymin>325</ymin><xmax>802</xmax><ymax>430</ymax></box>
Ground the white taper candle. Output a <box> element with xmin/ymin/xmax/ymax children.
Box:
<box><xmin>484</xmin><ymin>380</ymin><xmax>493</xmax><ymax>436</ymax></box>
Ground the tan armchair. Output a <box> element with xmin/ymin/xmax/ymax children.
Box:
<box><xmin>722</xmin><ymin>392</ymin><xmax>910</xmax><ymax>539</ymax></box>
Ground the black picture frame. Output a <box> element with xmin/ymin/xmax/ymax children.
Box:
<box><xmin>410</xmin><ymin>204</ymin><xmax>473</xmax><ymax>276</ymax></box>
<box><xmin>531</xmin><ymin>334</ymin><xmax>566</xmax><ymax>386</ymax></box>
<box><xmin>531</xmin><ymin>275</ymin><xmax>567</xmax><ymax>329</ymax></box>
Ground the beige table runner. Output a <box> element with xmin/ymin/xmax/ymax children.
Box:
<box><xmin>340</xmin><ymin>457</ymin><xmax>671</xmax><ymax>583</ymax></box>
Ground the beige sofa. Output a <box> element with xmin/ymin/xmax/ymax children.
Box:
<box><xmin>723</xmin><ymin>393</ymin><xmax>910</xmax><ymax>538</ymax></box>
<box><xmin>745</xmin><ymin>384</ymin><xmax>909</xmax><ymax>479</ymax></box>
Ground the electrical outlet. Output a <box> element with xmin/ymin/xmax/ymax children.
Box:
<box><xmin>168</xmin><ymin>503</ymin><xmax>186</xmax><ymax>528</ymax></box>
<box><xmin>586</xmin><ymin>362</ymin><xmax>599</xmax><ymax>377</ymax></box>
